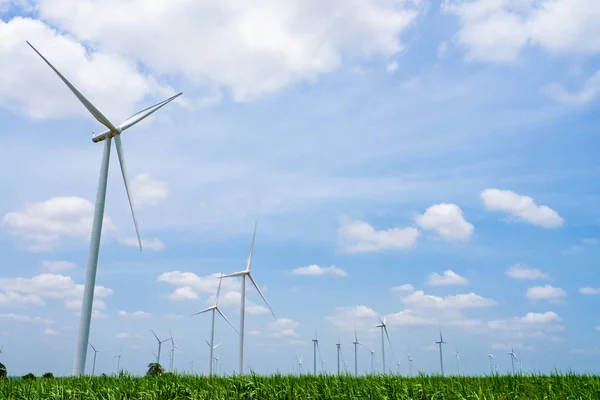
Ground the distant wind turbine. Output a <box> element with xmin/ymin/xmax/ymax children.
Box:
<box><xmin>192</xmin><ymin>272</ymin><xmax>237</xmax><ymax>376</ymax></box>
<box><xmin>168</xmin><ymin>331</ymin><xmax>178</xmax><ymax>372</ymax></box>
<box><xmin>508</xmin><ymin>343</ymin><xmax>517</xmax><ymax>375</ymax></box>
<box><xmin>114</xmin><ymin>345</ymin><xmax>123</xmax><ymax>374</ymax></box>
<box><xmin>26</xmin><ymin>41</ymin><xmax>182</xmax><ymax>377</ymax></box>
<box><xmin>336</xmin><ymin>339</ymin><xmax>342</xmax><ymax>375</ymax></box>
<box><xmin>369</xmin><ymin>349</ymin><xmax>375</xmax><ymax>374</ymax></box>
<box><xmin>151</xmin><ymin>330</ymin><xmax>170</xmax><ymax>365</ymax></box>
<box><xmin>487</xmin><ymin>353</ymin><xmax>495</xmax><ymax>375</ymax></box>
<box><xmin>376</xmin><ymin>316</ymin><xmax>393</xmax><ymax>375</ymax></box>
<box><xmin>312</xmin><ymin>330</ymin><xmax>320</xmax><ymax>375</ymax></box>
<box><xmin>407</xmin><ymin>347</ymin><xmax>413</xmax><ymax>377</ymax></box>
<box><xmin>435</xmin><ymin>326</ymin><xmax>447</xmax><ymax>377</ymax></box>
<box><xmin>88</xmin><ymin>342</ymin><xmax>99</xmax><ymax>376</ymax></box>
<box><xmin>222</xmin><ymin>223</ymin><xmax>276</xmax><ymax>375</ymax></box>
<box><xmin>454</xmin><ymin>346</ymin><xmax>460</xmax><ymax>375</ymax></box>
<box><xmin>353</xmin><ymin>329</ymin><xmax>363</xmax><ymax>376</ymax></box>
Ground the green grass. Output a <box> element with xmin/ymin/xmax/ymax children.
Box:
<box><xmin>0</xmin><ymin>373</ymin><xmax>599</xmax><ymax>399</ymax></box>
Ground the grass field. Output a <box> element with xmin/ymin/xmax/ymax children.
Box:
<box><xmin>0</xmin><ymin>373</ymin><xmax>599</xmax><ymax>399</ymax></box>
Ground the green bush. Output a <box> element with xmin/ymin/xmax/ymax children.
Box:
<box><xmin>21</xmin><ymin>373</ymin><xmax>36</xmax><ymax>380</ymax></box>
<box><xmin>42</xmin><ymin>372</ymin><xmax>55</xmax><ymax>379</ymax></box>
<box><xmin>0</xmin><ymin>362</ymin><xmax>6</xmax><ymax>379</ymax></box>
<box><xmin>146</xmin><ymin>362</ymin><xmax>164</xmax><ymax>377</ymax></box>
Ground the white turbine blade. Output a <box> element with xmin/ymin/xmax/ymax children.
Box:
<box><xmin>117</xmin><ymin>93</ymin><xmax>182</xmax><ymax>132</ymax></box>
<box><xmin>245</xmin><ymin>222</ymin><xmax>257</xmax><ymax>271</ymax></box>
<box><xmin>221</xmin><ymin>270</ymin><xmax>247</xmax><ymax>279</ymax></box>
<box><xmin>191</xmin><ymin>306</ymin><xmax>215</xmax><ymax>316</ymax></box>
<box><xmin>205</xmin><ymin>340</ymin><xmax>211</xmax><ymax>348</ymax></box>
<box><xmin>247</xmin><ymin>273</ymin><xmax>276</xmax><ymax>318</ymax></box>
<box><xmin>113</xmin><ymin>135</ymin><xmax>141</xmax><ymax>250</ymax></box>
<box><xmin>216</xmin><ymin>307</ymin><xmax>238</xmax><ymax>334</ymax></box>
<box><xmin>215</xmin><ymin>272</ymin><xmax>224</xmax><ymax>305</ymax></box>
<box><xmin>214</xmin><ymin>343</ymin><xmax>222</xmax><ymax>350</ymax></box>
<box><xmin>89</xmin><ymin>343</ymin><xmax>96</xmax><ymax>352</ymax></box>
<box><xmin>27</xmin><ymin>41</ymin><xmax>118</xmax><ymax>133</ymax></box>
<box><xmin>151</xmin><ymin>330</ymin><xmax>160</xmax><ymax>342</ymax></box>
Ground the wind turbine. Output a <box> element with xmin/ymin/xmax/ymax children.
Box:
<box><xmin>396</xmin><ymin>361</ymin><xmax>401</xmax><ymax>375</ymax></box>
<box><xmin>517</xmin><ymin>358</ymin><xmax>522</xmax><ymax>375</ymax></box>
<box><xmin>151</xmin><ymin>330</ymin><xmax>170</xmax><ymax>365</ymax></box>
<box><xmin>376</xmin><ymin>316</ymin><xmax>393</xmax><ymax>375</ymax></box>
<box><xmin>312</xmin><ymin>330</ymin><xmax>321</xmax><ymax>375</ymax></box>
<box><xmin>190</xmin><ymin>352</ymin><xmax>195</xmax><ymax>374</ymax></box>
<box><xmin>454</xmin><ymin>346</ymin><xmax>460</xmax><ymax>375</ymax></box>
<box><xmin>192</xmin><ymin>273</ymin><xmax>237</xmax><ymax>376</ymax></box>
<box><xmin>222</xmin><ymin>223</ymin><xmax>276</xmax><ymax>375</ymax></box>
<box><xmin>435</xmin><ymin>326</ymin><xmax>447</xmax><ymax>377</ymax></box>
<box><xmin>407</xmin><ymin>347</ymin><xmax>413</xmax><ymax>377</ymax></box>
<box><xmin>114</xmin><ymin>345</ymin><xmax>123</xmax><ymax>374</ymax></box>
<box><xmin>26</xmin><ymin>41</ymin><xmax>182</xmax><ymax>377</ymax></box>
<box><xmin>88</xmin><ymin>342</ymin><xmax>99</xmax><ymax>376</ymax></box>
<box><xmin>508</xmin><ymin>343</ymin><xmax>516</xmax><ymax>375</ymax></box>
<box><xmin>487</xmin><ymin>353</ymin><xmax>495</xmax><ymax>375</ymax></box>
<box><xmin>336</xmin><ymin>339</ymin><xmax>341</xmax><ymax>375</ymax></box>
<box><xmin>297</xmin><ymin>356</ymin><xmax>304</xmax><ymax>374</ymax></box>
<box><xmin>353</xmin><ymin>329</ymin><xmax>363</xmax><ymax>376</ymax></box>
<box><xmin>168</xmin><ymin>331</ymin><xmax>178</xmax><ymax>373</ymax></box>
<box><xmin>369</xmin><ymin>349</ymin><xmax>375</xmax><ymax>374</ymax></box>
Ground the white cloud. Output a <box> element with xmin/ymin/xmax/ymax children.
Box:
<box><xmin>443</xmin><ymin>0</ymin><xmax>600</xmax><ymax>64</ymax></box>
<box><xmin>541</xmin><ymin>71</ymin><xmax>600</xmax><ymax>105</ymax></box>
<box><xmin>525</xmin><ymin>285</ymin><xmax>567</xmax><ymax>303</ymax></box>
<box><xmin>41</xmin><ymin>260</ymin><xmax>76</xmax><ymax>272</ymax></box>
<box><xmin>0</xmin><ymin>17</ymin><xmax>171</xmax><ymax>120</ymax></box>
<box><xmin>2</xmin><ymin>196</ymin><xmax>115</xmax><ymax>251</ymax></box>
<box><xmin>325</xmin><ymin>305</ymin><xmax>378</xmax><ymax>334</ymax></box>
<box><xmin>427</xmin><ymin>270</ymin><xmax>468</xmax><ymax>286</ymax></box>
<box><xmin>167</xmin><ymin>286</ymin><xmax>200</xmax><ymax>301</ymax></box>
<box><xmin>415</xmin><ymin>203</ymin><xmax>474</xmax><ymax>241</ymax></box>
<box><xmin>0</xmin><ymin>273</ymin><xmax>112</xmax><ymax>312</ymax></box>
<box><xmin>505</xmin><ymin>264</ymin><xmax>549</xmax><ymax>280</ymax></box>
<box><xmin>131</xmin><ymin>173</ymin><xmax>168</xmax><ymax>206</ymax></box>
<box><xmin>0</xmin><ymin>313</ymin><xmax>54</xmax><ymax>324</ymax></box>
<box><xmin>0</xmin><ymin>292</ymin><xmax>45</xmax><ymax>308</ymax></box>
<box><xmin>481</xmin><ymin>189</ymin><xmax>564</xmax><ymax>228</ymax></box>
<box><xmin>132</xmin><ymin>311</ymin><xmax>152</xmax><ymax>318</ymax></box>
<box><xmin>579</xmin><ymin>287</ymin><xmax>600</xmax><ymax>295</ymax></box>
<box><xmin>338</xmin><ymin>216</ymin><xmax>420</xmax><ymax>253</ymax></box>
<box><xmin>290</xmin><ymin>264</ymin><xmax>347</xmax><ymax>277</ymax></box>
<box><xmin>488</xmin><ymin>311</ymin><xmax>564</xmax><ymax>336</ymax></box>
<box><xmin>30</xmin><ymin>0</ymin><xmax>423</xmax><ymax>103</ymax></box>
<box><xmin>386</xmin><ymin>60</ymin><xmax>399</xmax><ymax>73</ymax></box>
<box><xmin>391</xmin><ymin>284</ymin><xmax>414</xmax><ymax>292</ymax></box>
<box><xmin>117</xmin><ymin>310</ymin><xmax>128</xmax><ymax>317</ymax></box>
<box><xmin>118</xmin><ymin>236</ymin><xmax>165</xmax><ymax>251</ymax></box>
<box><xmin>42</xmin><ymin>328</ymin><xmax>58</xmax><ymax>336</ymax></box>
<box><xmin>116</xmin><ymin>332</ymin><xmax>142</xmax><ymax>339</ymax></box>
<box><xmin>268</xmin><ymin>318</ymin><xmax>300</xmax><ymax>338</ymax></box>
<box><xmin>401</xmin><ymin>290</ymin><xmax>496</xmax><ymax>310</ymax></box>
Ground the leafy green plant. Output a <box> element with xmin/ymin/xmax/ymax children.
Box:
<box><xmin>21</xmin><ymin>372</ymin><xmax>36</xmax><ymax>380</ymax></box>
<box><xmin>0</xmin><ymin>362</ymin><xmax>6</xmax><ymax>379</ymax></box>
<box><xmin>42</xmin><ymin>372</ymin><xmax>55</xmax><ymax>379</ymax></box>
<box><xmin>146</xmin><ymin>362</ymin><xmax>164</xmax><ymax>377</ymax></box>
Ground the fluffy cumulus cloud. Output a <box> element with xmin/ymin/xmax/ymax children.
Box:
<box><xmin>526</xmin><ymin>285</ymin><xmax>567</xmax><ymax>303</ymax></box>
<box><xmin>505</xmin><ymin>264</ymin><xmax>549</xmax><ymax>280</ymax></box>
<box><xmin>0</xmin><ymin>273</ymin><xmax>112</xmax><ymax>313</ymax></box>
<box><xmin>401</xmin><ymin>290</ymin><xmax>496</xmax><ymax>310</ymax></box>
<box><xmin>427</xmin><ymin>270</ymin><xmax>468</xmax><ymax>286</ymax></box>
<box><xmin>131</xmin><ymin>173</ymin><xmax>168</xmax><ymax>206</ymax></box>
<box><xmin>481</xmin><ymin>189</ymin><xmax>564</xmax><ymax>228</ymax></box>
<box><xmin>391</xmin><ymin>284</ymin><xmax>414</xmax><ymax>292</ymax></box>
<box><xmin>2</xmin><ymin>196</ymin><xmax>115</xmax><ymax>251</ymax></box>
<box><xmin>338</xmin><ymin>217</ymin><xmax>420</xmax><ymax>253</ymax></box>
<box><xmin>268</xmin><ymin>318</ymin><xmax>300</xmax><ymax>339</ymax></box>
<box><xmin>0</xmin><ymin>313</ymin><xmax>54</xmax><ymax>324</ymax></box>
<box><xmin>325</xmin><ymin>305</ymin><xmax>378</xmax><ymax>334</ymax></box>
<box><xmin>579</xmin><ymin>287</ymin><xmax>600</xmax><ymax>295</ymax></box>
<box><xmin>26</xmin><ymin>0</ymin><xmax>424</xmax><ymax>104</ymax></box>
<box><xmin>118</xmin><ymin>236</ymin><xmax>165</xmax><ymax>251</ymax></box>
<box><xmin>0</xmin><ymin>16</ymin><xmax>172</xmax><ymax>120</ymax></box>
<box><xmin>488</xmin><ymin>311</ymin><xmax>564</xmax><ymax>337</ymax></box>
<box><xmin>415</xmin><ymin>203</ymin><xmax>474</xmax><ymax>241</ymax></box>
<box><xmin>442</xmin><ymin>0</ymin><xmax>600</xmax><ymax>62</ymax></box>
<box><xmin>290</xmin><ymin>264</ymin><xmax>347</xmax><ymax>277</ymax></box>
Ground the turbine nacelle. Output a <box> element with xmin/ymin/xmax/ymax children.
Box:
<box><xmin>92</xmin><ymin>128</ymin><xmax>121</xmax><ymax>143</ymax></box>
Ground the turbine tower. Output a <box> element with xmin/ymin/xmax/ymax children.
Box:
<box><xmin>508</xmin><ymin>343</ymin><xmax>516</xmax><ymax>375</ymax></box>
<box><xmin>336</xmin><ymin>339</ymin><xmax>341</xmax><ymax>375</ymax></box>
<box><xmin>454</xmin><ymin>346</ymin><xmax>460</xmax><ymax>375</ymax></box>
<box><xmin>114</xmin><ymin>345</ymin><xmax>123</xmax><ymax>374</ymax></box>
<box><xmin>88</xmin><ymin>343</ymin><xmax>99</xmax><ymax>376</ymax></box>
<box><xmin>192</xmin><ymin>272</ymin><xmax>237</xmax><ymax>376</ymax></box>
<box><xmin>353</xmin><ymin>329</ymin><xmax>363</xmax><ymax>376</ymax></box>
<box><xmin>151</xmin><ymin>330</ymin><xmax>170</xmax><ymax>365</ymax></box>
<box><xmin>487</xmin><ymin>353</ymin><xmax>494</xmax><ymax>375</ymax></box>
<box><xmin>435</xmin><ymin>327</ymin><xmax>447</xmax><ymax>377</ymax></box>
<box><xmin>376</xmin><ymin>316</ymin><xmax>393</xmax><ymax>375</ymax></box>
<box><xmin>222</xmin><ymin>223</ymin><xmax>276</xmax><ymax>375</ymax></box>
<box><xmin>312</xmin><ymin>330</ymin><xmax>320</xmax><ymax>375</ymax></box>
<box><xmin>27</xmin><ymin>42</ymin><xmax>182</xmax><ymax>377</ymax></box>
<box><xmin>369</xmin><ymin>349</ymin><xmax>375</xmax><ymax>374</ymax></box>
<box><xmin>407</xmin><ymin>347</ymin><xmax>413</xmax><ymax>377</ymax></box>
<box><xmin>168</xmin><ymin>331</ymin><xmax>178</xmax><ymax>373</ymax></box>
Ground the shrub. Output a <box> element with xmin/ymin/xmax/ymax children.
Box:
<box><xmin>146</xmin><ymin>362</ymin><xmax>164</xmax><ymax>377</ymax></box>
<box><xmin>0</xmin><ymin>362</ymin><xmax>6</xmax><ymax>379</ymax></box>
<box><xmin>22</xmin><ymin>373</ymin><xmax>36</xmax><ymax>380</ymax></box>
<box><xmin>42</xmin><ymin>372</ymin><xmax>55</xmax><ymax>379</ymax></box>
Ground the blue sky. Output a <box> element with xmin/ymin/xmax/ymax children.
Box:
<box><xmin>0</xmin><ymin>0</ymin><xmax>600</xmax><ymax>377</ymax></box>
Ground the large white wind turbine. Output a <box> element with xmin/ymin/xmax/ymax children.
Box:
<box><xmin>376</xmin><ymin>316</ymin><xmax>393</xmax><ymax>375</ymax></box>
<box><xmin>487</xmin><ymin>353</ymin><xmax>495</xmax><ymax>375</ymax></box>
<box><xmin>151</xmin><ymin>330</ymin><xmax>170</xmax><ymax>365</ymax></box>
<box><xmin>88</xmin><ymin>343</ymin><xmax>99</xmax><ymax>376</ymax></box>
<box><xmin>312</xmin><ymin>330</ymin><xmax>321</xmax><ymax>375</ymax></box>
<box><xmin>435</xmin><ymin>327</ymin><xmax>447</xmax><ymax>377</ymax></box>
<box><xmin>222</xmin><ymin>223</ymin><xmax>276</xmax><ymax>375</ymax></box>
<box><xmin>192</xmin><ymin>272</ymin><xmax>237</xmax><ymax>376</ymax></box>
<box><xmin>27</xmin><ymin>42</ymin><xmax>182</xmax><ymax>377</ymax></box>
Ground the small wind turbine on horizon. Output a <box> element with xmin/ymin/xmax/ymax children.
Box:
<box><xmin>26</xmin><ymin>41</ymin><xmax>182</xmax><ymax>377</ymax></box>
<box><xmin>455</xmin><ymin>346</ymin><xmax>460</xmax><ymax>375</ymax></box>
<box><xmin>435</xmin><ymin>326</ymin><xmax>447</xmax><ymax>377</ymax></box>
<box><xmin>376</xmin><ymin>316</ymin><xmax>393</xmax><ymax>375</ymax></box>
<box><xmin>168</xmin><ymin>331</ymin><xmax>178</xmax><ymax>373</ymax></box>
<box><xmin>88</xmin><ymin>342</ymin><xmax>99</xmax><ymax>376</ymax></box>
<box><xmin>336</xmin><ymin>339</ymin><xmax>342</xmax><ymax>375</ymax></box>
<box><xmin>192</xmin><ymin>272</ymin><xmax>237</xmax><ymax>376</ymax></box>
<box><xmin>487</xmin><ymin>353</ymin><xmax>495</xmax><ymax>375</ymax></box>
<box><xmin>369</xmin><ymin>348</ymin><xmax>375</xmax><ymax>374</ymax></box>
<box><xmin>353</xmin><ymin>329</ymin><xmax>364</xmax><ymax>376</ymax></box>
<box><xmin>222</xmin><ymin>223</ymin><xmax>276</xmax><ymax>375</ymax></box>
<box><xmin>312</xmin><ymin>330</ymin><xmax>322</xmax><ymax>375</ymax></box>
<box><xmin>508</xmin><ymin>343</ymin><xmax>517</xmax><ymax>375</ymax></box>
<box><xmin>151</xmin><ymin>330</ymin><xmax>170</xmax><ymax>365</ymax></box>
<box><xmin>114</xmin><ymin>345</ymin><xmax>123</xmax><ymax>374</ymax></box>
<box><xmin>407</xmin><ymin>347</ymin><xmax>413</xmax><ymax>377</ymax></box>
